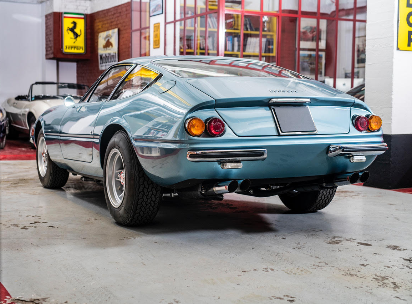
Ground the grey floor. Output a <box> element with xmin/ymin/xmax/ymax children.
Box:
<box><xmin>1</xmin><ymin>161</ymin><xmax>411</xmax><ymax>304</ymax></box>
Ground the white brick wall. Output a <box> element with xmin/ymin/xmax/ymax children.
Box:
<box><xmin>44</xmin><ymin>0</ymin><xmax>129</xmax><ymax>15</ymax></box>
<box><xmin>366</xmin><ymin>0</ymin><xmax>412</xmax><ymax>135</ymax></box>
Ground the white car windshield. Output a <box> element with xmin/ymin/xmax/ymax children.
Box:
<box><xmin>31</xmin><ymin>83</ymin><xmax>89</xmax><ymax>100</ymax></box>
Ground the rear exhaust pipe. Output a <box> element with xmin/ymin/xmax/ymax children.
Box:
<box><xmin>203</xmin><ymin>180</ymin><xmax>239</xmax><ymax>196</ymax></box>
<box><xmin>348</xmin><ymin>172</ymin><xmax>360</xmax><ymax>184</ymax></box>
<box><xmin>359</xmin><ymin>171</ymin><xmax>370</xmax><ymax>183</ymax></box>
<box><xmin>238</xmin><ymin>179</ymin><xmax>251</xmax><ymax>192</ymax></box>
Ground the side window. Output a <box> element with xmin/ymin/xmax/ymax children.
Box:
<box><xmin>87</xmin><ymin>65</ymin><xmax>131</xmax><ymax>103</ymax></box>
<box><xmin>111</xmin><ymin>66</ymin><xmax>159</xmax><ymax>100</ymax></box>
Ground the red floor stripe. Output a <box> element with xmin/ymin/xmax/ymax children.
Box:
<box><xmin>392</xmin><ymin>188</ymin><xmax>412</xmax><ymax>194</ymax></box>
<box><xmin>0</xmin><ymin>138</ymin><xmax>36</xmax><ymax>161</ymax></box>
<box><xmin>0</xmin><ymin>283</ymin><xmax>14</xmax><ymax>304</ymax></box>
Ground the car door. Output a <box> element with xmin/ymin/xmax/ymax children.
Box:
<box><xmin>59</xmin><ymin>64</ymin><xmax>133</xmax><ymax>162</ymax></box>
<box><xmin>6</xmin><ymin>98</ymin><xmax>28</xmax><ymax>128</ymax></box>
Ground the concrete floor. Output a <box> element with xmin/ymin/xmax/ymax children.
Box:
<box><xmin>1</xmin><ymin>161</ymin><xmax>411</xmax><ymax>304</ymax></box>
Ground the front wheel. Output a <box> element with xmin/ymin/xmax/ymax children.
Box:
<box><xmin>36</xmin><ymin>131</ymin><xmax>69</xmax><ymax>188</ymax></box>
<box><xmin>279</xmin><ymin>187</ymin><xmax>337</xmax><ymax>213</ymax></box>
<box><xmin>103</xmin><ymin>131</ymin><xmax>162</xmax><ymax>226</ymax></box>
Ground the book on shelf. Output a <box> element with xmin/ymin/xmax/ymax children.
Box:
<box><xmin>244</xmin><ymin>18</ymin><xmax>255</xmax><ymax>32</ymax></box>
<box><xmin>208</xmin><ymin>15</ymin><xmax>217</xmax><ymax>29</ymax></box>
<box><xmin>208</xmin><ymin>35</ymin><xmax>216</xmax><ymax>51</ymax></box>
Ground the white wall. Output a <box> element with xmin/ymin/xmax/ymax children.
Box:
<box><xmin>0</xmin><ymin>1</ymin><xmax>76</xmax><ymax>105</ymax></box>
<box><xmin>150</xmin><ymin>0</ymin><xmax>165</xmax><ymax>56</ymax></box>
<box><xmin>365</xmin><ymin>0</ymin><xmax>396</xmax><ymax>134</ymax></box>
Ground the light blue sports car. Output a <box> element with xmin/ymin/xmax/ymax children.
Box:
<box><xmin>32</xmin><ymin>56</ymin><xmax>387</xmax><ymax>226</ymax></box>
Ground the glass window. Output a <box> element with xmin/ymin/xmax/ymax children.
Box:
<box><xmin>282</xmin><ymin>0</ymin><xmax>298</xmax><ymax>14</ymax></box>
<box><xmin>141</xmin><ymin>0</ymin><xmax>150</xmax><ymax>27</ymax></box>
<box><xmin>88</xmin><ymin>66</ymin><xmax>131</xmax><ymax>103</ymax></box>
<box><xmin>356</xmin><ymin>0</ymin><xmax>367</xmax><ymax>20</ymax></box>
<box><xmin>224</xmin><ymin>13</ymin><xmax>241</xmax><ymax>57</ymax></box>
<box><xmin>166</xmin><ymin>23</ymin><xmax>175</xmax><ymax>55</ymax></box>
<box><xmin>179</xmin><ymin>20</ymin><xmax>184</xmax><ymax>54</ymax></box>
<box><xmin>225</xmin><ymin>0</ymin><xmax>240</xmax><ymax>10</ymax></box>
<box><xmin>262</xmin><ymin>16</ymin><xmax>277</xmax><ymax>64</ymax></box>
<box><xmin>279</xmin><ymin>16</ymin><xmax>298</xmax><ymax>71</ymax></box>
<box><xmin>132</xmin><ymin>31</ymin><xmax>141</xmax><ymax>57</ymax></box>
<box><xmin>132</xmin><ymin>0</ymin><xmax>141</xmax><ymax>30</ymax></box>
<box><xmin>323</xmin><ymin>19</ymin><xmax>336</xmax><ymax>86</ymax></box>
<box><xmin>355</xmin><ymin>22</ymin><xmax>366</xmax><ymax>82</ymax></box>
<box><xmin>207</xmin><ymin>13</ymin><xmax>218</xmax><ymax>55</ymax></box>
<box><xmin>243</xmin><ymin>15</ymin><xmax>260</xmax><ymax>56</ymax></box>
<box><xmin>245</xmin><ymin>0</ymin><xmax>260</xmax><ymax>11</ymax></box>
<box><xmin>301</xmin><ymin>0</ymin><xmax>318</xmax><ymax>16</ymax></box>
<box><xmin>185</xmin><ymin>18</ymin><xmax>195</xmax><ymax>53</ymax></box>
<box><xmin>197</xmin><ymin>0</ymin><xmax>207</xmax><ymax>14</ymax></box>
<box><xmin>338</xmin><ymin>0</ymin><xmax>354</xmax><ymax>18</ymax></box>
<box><xmin>166</xmin><ymin>0</ymin><xmax>174</xmax><ymax>22</ymax></box>
<box><xmin>320</xmin><ymin>0</ymin><xmax>336</xmax><ymax>18</ymax></box>
<box><xmin>141</xmin><ymin>29</ymin><xmax>150</xmax><ymax>56</ymax></box>
<box><xmin>112</xmin><ymin>67</ymin><xmax>159</xmax><ymax>100</ymax></box>
<box><xmin>336</xmin><ymin>21</ymin><xmax>353</xmax><ymax>91</ymax></box>
<box><xmin>155</xmin><ymin>59</ymin><xmax>303</xmax><ymax>78</ymax></box>
<box><xmin>263</xmin><ymin>0</ymin><xmax>279</xmax><ymax>13</ymax></box>
<box><xmin>178</xmin><ymin>0</ymin><xmax>184</xmax><ymax>19</ymax></box>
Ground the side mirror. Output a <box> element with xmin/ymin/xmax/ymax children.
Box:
<box><xmin>64</xmin><ymin>96</ymin><xmax>75</xmax><ymax>107</ymax></box>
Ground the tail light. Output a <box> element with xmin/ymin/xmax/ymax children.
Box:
<box><xmin>206</xmin><ymin>117</ymin><xmax>225</xmax><ymax>137</ymax></box>
<box><xmin>185</xmin><ymin>117</ymin><xmax>205</xmax><ymax>137</ymax></box>
<box><xmin>368</xmin><ymin>115</ymin><xmax>382</xmax><ymax>131</ymax></box>
<box><xmin>353</xmin><ymin>116</ymin><xmax>369</xmax><ymax>132</ymax></box>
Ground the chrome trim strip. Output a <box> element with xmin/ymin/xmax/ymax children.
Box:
<box><xmin>269</xmin><ymin>98</ymin><xmax>311</xmax><ymax>103</ymax></box>
<box><xmin>45</xmin><ymin>133</ymin><xmax>99</xmax><ymax>139</ymax></box>
<box><xmin>328</xmin><ymin>144</ymin><xmax>388</xmax><ymax>157</ymax></box>
<box><xmin>187</xmin><ymin>149</ymin><xmax>267</xmax><ymax>162</ymax></box>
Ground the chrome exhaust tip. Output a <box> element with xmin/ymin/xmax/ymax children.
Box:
<box><xmin>204</xmin><ymin>180</ymin><xmax>239</xmax><ymax>196</ymax></box>
<box><xmin>348</xmin><ymin>172</ymin><xmax>360</xmax><ymax>184</ymax></box>
<box><xmin>359</xmin><ymin>171</ymin><xmax>370</xmax><ymax>183</ymax></box>
<box><xmin>239</xmin><ymin>179</ymin><xmax>251</xmax><ymax>192</ymax></box>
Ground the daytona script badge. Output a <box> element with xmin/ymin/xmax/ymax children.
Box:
<box><xmin>269</xmin><ymin>90</ymin><xmax>298</xmax><ymax>93</ymax></box>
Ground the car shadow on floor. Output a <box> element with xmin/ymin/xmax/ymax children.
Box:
<box><xmin>61</xmin><ymin>178</ymin><xmax>332</xmax><ymax>235</ymax></box>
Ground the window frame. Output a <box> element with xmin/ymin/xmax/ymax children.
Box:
<box><xmin>109</xmin><ymin>65</ymin><xmax>163</xmax><ymax>101</ymax></box>
<box><xmin>80</xmin><ymin>63</ymin><xmax>136</xmax><ymax>103</ymax></box>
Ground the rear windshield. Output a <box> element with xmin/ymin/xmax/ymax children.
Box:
<box><xmin>155</xmin><ymin>59</ymin><xmax>305</xmax><ymax>79</ymax></box>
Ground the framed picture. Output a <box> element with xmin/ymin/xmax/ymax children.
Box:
<box><xmin>300</xmin><ymin>19</ymin><xmax>327</xmax><ymax>49</ymax></box>
<box><xmin>300</xmin><ymin>51</ymin><xmax>326</xmax><ymax>79</ymax></box>
<box><xmin>150</xmin><ymin>0</ymin><xmax>163</xmax><ymax>17</ymax></box>
<box><xmin>355</xmin><ymin>36</ymin><xmax>366</xmax><ymax>68</ymax></box>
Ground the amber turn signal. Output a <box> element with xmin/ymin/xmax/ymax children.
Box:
<box><xmin>185</xmin><ymin>117</ymin><xmax>205</xmax><ymax>137</ymax></box>
<box><xmin>368</xmin><ymin>115</ymin><xmax>382</xmax><ymax>131</ymax></box>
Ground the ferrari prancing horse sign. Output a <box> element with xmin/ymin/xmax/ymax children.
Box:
<box><xmin>398</xmin><ymin>0</ymin><xmax>412</xmax><ymax>51</ymax></box>
<box><xmin>62</xmin><ymin>12</ymin><xmax>86</xmax><ymax>54</ymax></box>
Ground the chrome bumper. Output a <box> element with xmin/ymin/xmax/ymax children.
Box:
<box><xmin>187</xmin><ymin>149</ymin><xmax>267</xmax><ymax>162</ymax></box>
<box><xmin>328</xmin><ymin>143</ymin><xmax>388</xmax><ymax>157</ymax></box>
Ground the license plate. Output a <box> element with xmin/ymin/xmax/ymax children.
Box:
<box><xmin>271</xmin><ymin>106</ymin><xmax>317</xmax><ymax>134</ymax></box>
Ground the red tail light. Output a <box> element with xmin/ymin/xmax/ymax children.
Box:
<box><xmin>207</xmin><ymin>117</ymin><xmax>225</xmax><ymax>136</ymax></box>
<box><xmin>354</xmin><ymin>116</ymin><xmax>369</xmax><ymax>132</ymax></box>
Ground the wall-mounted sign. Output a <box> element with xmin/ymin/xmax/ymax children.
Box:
<box><xmin>150</xmin><ymin>0</ymin><xmax>163</xmax><ymax>17</ymax></box>
<box><xmin>153</xmin><ymin>23</ymin><xmax>160</xmax><ymax>49</ymax></box>
<box><xmin>398</xmin><ymin>0</ymin><xmax>412</xmax><ymax>51</ymax></box>
<box><xmin>62</xmin><ymin>12</ymin><xmax>86</xmax><ymax>54</ymax></box>
<box><xmin>98</xmin><ymin>28</ymin><xmax>118</xmax><ymax>70</ymax></box>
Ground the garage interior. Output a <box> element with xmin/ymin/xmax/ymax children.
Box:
<box><xmin>1</xmin><ymin>0</ymin><xmax>412</xmax><ymax>303</ymax></box>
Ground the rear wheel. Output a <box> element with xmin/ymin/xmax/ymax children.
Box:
<box><xmin>279</xmin><ymin>187</ymin><xmax>337</xmax><ymax>213</ymax></box>
<box><xmin>36</xmin><ymin>130</ymin><xmax>69</xmax><ymax>188</ymax></box>
<box><xmin>7</xmin><ymin>125</ymin><xmax>19</xmax><ymax>139</ymax></box>
<box><xmin>103</xmin><ymin>131</ymin><xmax>162</xmax><ymax>226</ymax></box>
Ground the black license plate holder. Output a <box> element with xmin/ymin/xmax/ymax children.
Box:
<box><xmin>271</xmin><ymin>106</ymin><xmax>317</xmax><ymax>135</ymax></box>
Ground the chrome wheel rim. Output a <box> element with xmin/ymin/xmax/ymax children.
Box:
<box><xmin>37</xmin><ymin>137</ymin><xmax>48</xmax><ymax>177</ymax></box>
<box><xmin>106</xmin><ymin>148</ymin><xmax>126</xmax><ymax>208</ymax></box>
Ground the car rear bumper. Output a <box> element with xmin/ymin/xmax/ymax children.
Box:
<box><xmin>134</xmin><ymin>133</ymin><xmax>387</xmax><ymax>187</ymax></box>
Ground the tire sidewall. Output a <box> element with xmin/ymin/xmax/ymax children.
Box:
<box><xmin>103</xmin><ymin>132</ymin><xmax>139</xmax><ymax>224</ymax></box>
<box><xmin>36</xmin><ymin>131</ymin><xmax>52</xmax><ymax>186</ymax></box>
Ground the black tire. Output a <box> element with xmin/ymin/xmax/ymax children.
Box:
<box><xmin>103</xmin><ymin>130</ymin><xmax>162</xmax><ymax>226</ymax></box>
<box><xmin>0</xmin><ymin>136</ymin><xmax>5</xmax><ymax>149</ymax></box>
<box><xmin>28</xmin><ymin>116</ymin><xmax>36</xmax><ymax>143</ymax></box>
<box><xmin>36</xmin><ymin>130</ymin><xmax>69</xmax><ymax>188</ymax></box>
<box><xmin>279</xmin><ymin>187</ymin><xmax>337</xmax><ymax>213</ymax></box>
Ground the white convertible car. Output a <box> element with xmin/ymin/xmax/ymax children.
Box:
<box><xmin>3</xmin><ymin>82</ymin><xmax>88</xmax><ymax>140</ymax></box>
